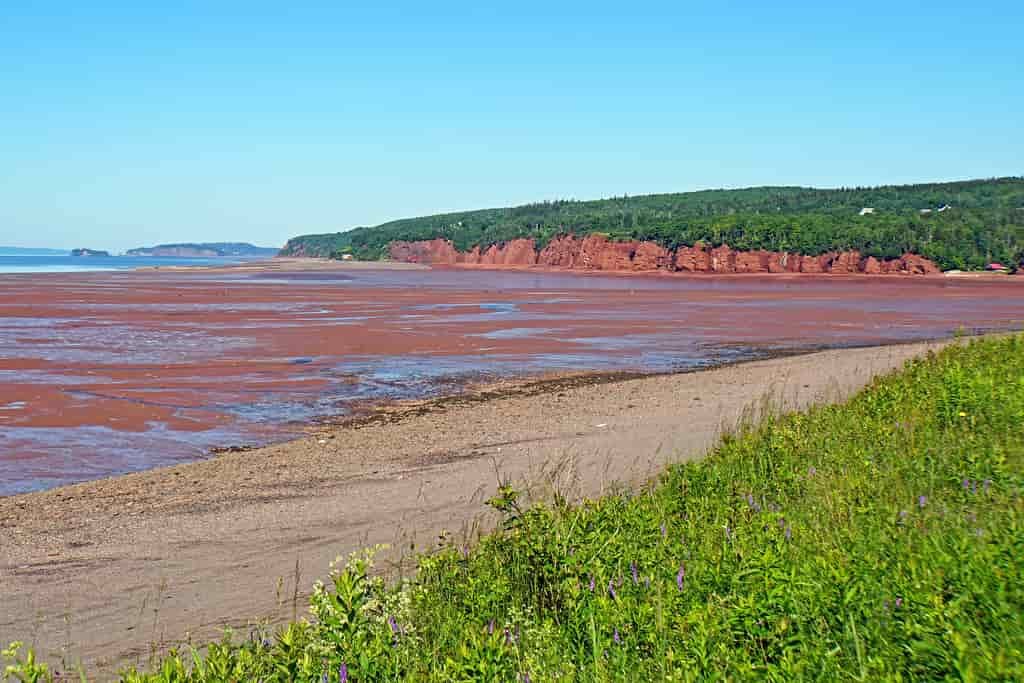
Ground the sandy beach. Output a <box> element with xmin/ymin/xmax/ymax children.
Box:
<box><xmin>1</xmin><ymin>338</ymin><xmax>959</xmax><ymax>674</ymax></box>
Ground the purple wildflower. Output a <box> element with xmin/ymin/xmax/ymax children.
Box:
<box><xmin>778</xmin><ymin>518</ymin><xmax>785</xmax><ymax>529</ymax></box>
<box><xmin>521</xmin><ymin>674</ymin><xmax>531</xmax><ymax>683</ymax></box>
<box><xmin>895</xmin><ymin>597</ymin><xmax>902</xmax><ymax>608</ymax></box>
<box><xmin>963</xmin><ymin>478</ymin><xmax>971</xmax><ymax>490</ymax></box>
<box><xmin>588</xmin><ymin>575</ymin><xmax>595</xmax><ymax>592</ymax></box>
<box><xmin>676</xmin><ymin>563</ymin><xmax>686</xmax><ymax>590</ymax></box>
<box><xmin>660</xmin><ymin>522</ymin><xmax>667</xmax><ymax>538</ymax></box>
<box><xmin>388</xmin><ymin>615</ymin><xmax>401</xmax><ymax>637</ymax></box>
<box><xmin>608</xmin><ymin>579</ymin><xmax>617</xmax><ymax>600</ymax></box>
<box><xmin>971</xmin><ymin>480</ymin><xmax>978</xmax><ymax>494</ymax></box>
<box><xmin>613</xmin><ymin>628</ymin><xmax>621</xmax><ymax>644</ymax></box>
<box><xmin>322</xmin><ymin>673</ymin><xmax>328</xmax><ymax>683</ymax></box>
<box><xmin>631</xmin><ymin>562</ymin><xmax>639</xmax><ymax>585</ymax></box>
<box><xmin>785</xmin><ymin>525</ymin><xmax>792</xmax><ymax>540</ymax></box>
<box><xmin>339</xmin><ymin>663</ymin><xmax>348</xmax><ymax>683</ymax></box>
<box><xmin>898</xmin><ymin>509</ymin><xmax>908</xmax><ymax>522</ymax></box>
<box><xmin>918</xmin><ymin>495</ymin><xmax>927</xmax><ymax>509</ymax></box>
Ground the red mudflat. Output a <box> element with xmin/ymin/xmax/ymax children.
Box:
<box><xmin>1</xmin><ymin>263</ymin><xmax>1022</xmax><ymax>494</ymax></box>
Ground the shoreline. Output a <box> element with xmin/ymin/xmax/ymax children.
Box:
<box><xmin>2</xmin><ymin>333</ymin><xmax>991</xmax><ymax>500</ymax></box>
<box><xmin>4</xmin><ymin>262</ymin><xmax>1024</xmax><ymax>497</ymax></box>
<box><xmin>0</xmin><ymin>337</ymin><xmax>974</xmax><ymax>674</ymax></box>
<box><xmin>153</xmin><ymin>256</ymin><xmax>1024</xmax><ymax>281</ymax></box>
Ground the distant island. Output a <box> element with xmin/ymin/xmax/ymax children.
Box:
<box><xmin>71</xmin><ymin>248</ymin><xmax>111</xmax><ymax>257</ymax></box>
<box><xmin>126</xmin><ymin>242</ymin><xmax>278</xmax><ymax>258</ymax></box>
<box><xmin>281</xmin><ymin>176</ymin><xmax>1024</xmax><ymax>272</ymax></box>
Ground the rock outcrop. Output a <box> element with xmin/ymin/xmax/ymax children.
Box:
<box><xmin>389</xmin><ymin>239</ymin><xmax>461</xmax><ymax>265</ymax></box>
<box><xmin>389</xmin><ymin>237</ymin><xmax>942</xmax><ymax>275</ymax></box>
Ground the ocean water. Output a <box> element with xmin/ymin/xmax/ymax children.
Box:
<box><xmin>0</xmin><ymin>253</ymin><xmax>259</xmax><ymax>273</ymax></box>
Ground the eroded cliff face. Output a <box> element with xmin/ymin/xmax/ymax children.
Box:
<box><xmin>388</xmin><ymin>237</ymin><xmax>942</xmax><ymax>275</ymax></box>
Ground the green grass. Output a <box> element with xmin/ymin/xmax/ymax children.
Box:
<box><xmin>6</xmin><ymin>336</ymin><xmax>1024</xmax><ymax>681</ymax></box>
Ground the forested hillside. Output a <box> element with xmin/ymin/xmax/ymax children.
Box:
<box><xmin>281</xmin><ymin>177</ymin><xmax>1024</xmax><ymax>270</ymax></box>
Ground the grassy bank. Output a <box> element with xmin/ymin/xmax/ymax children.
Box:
<box><xmin>6</xmin><ymin>336</ymin><xmax>1023</xmax><ymax>681</ymax></box>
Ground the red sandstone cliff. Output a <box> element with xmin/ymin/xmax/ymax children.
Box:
<box><xmin>388</xmin><ymin>237</ymin><xmax>942</xmax><ymax>275</ymax></box>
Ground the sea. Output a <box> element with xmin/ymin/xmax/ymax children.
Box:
<box><xmin>0</xmin><ymin>253</ymin><xmax>256</xmax><ymax>273</ymax></box>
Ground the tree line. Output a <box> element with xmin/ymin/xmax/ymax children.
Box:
<box><xmin>280</xmin><ymin>177</ymin><xmax>1024</xmax><ymax>270</ymax></box>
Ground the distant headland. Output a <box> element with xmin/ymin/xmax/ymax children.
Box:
<box><xmin>281</xmin><ymin>176</ymin><xmax>1024</xmax><ymax>274</ymax></box>
<box><xmin>126</xmin><ymin>242</ymin><xmax>278</xmax><ymax>258</ymax></box>
<box><xmin>70</xmin><ymin>248</ymin><xmax>111</xmax><ymax>257</ymax></box>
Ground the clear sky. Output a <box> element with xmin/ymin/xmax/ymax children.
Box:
<box><xmin>1</xmin><ymin>1</ymin><xmax>1021</xmax><ymax>251</ymax></box>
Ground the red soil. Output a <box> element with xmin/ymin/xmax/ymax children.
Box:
<box><xmin>1</xmin><ymin>263</ymin><xmax>1022</xmax><ymax>493</ymax></box>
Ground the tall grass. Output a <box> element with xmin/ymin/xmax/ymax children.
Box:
<box><xmin>6</xmin><ymin>336</ymin><xmax>1023</xmax><ymax>681</ymax></box>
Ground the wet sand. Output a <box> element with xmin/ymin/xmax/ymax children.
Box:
<box><xmin>0</xmin><ymin>338</ymin><xmax>964</xmax><ymax>674</ymax></box>
<box><xmin>2</xmin><ymin>261</ymin><xmax>1023</xmax><ymax>495</ymax></box>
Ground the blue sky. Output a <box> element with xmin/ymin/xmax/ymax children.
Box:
<box><xmin>1</xmin><ymin>2</ymin><xmax>1021</xmax><ymax>251</ymax></box>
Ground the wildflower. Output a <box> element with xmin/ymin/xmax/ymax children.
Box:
<box><xmin>488</xmin><ymin>619</ymin><xmax>495</xmax><ymax>635</ymax></box>
<box><xmin>676</xmin><ymin>563</ymin><xmax>686</xmax><ymax>590</ymax></box>
<box><xmin>631</xmin><ymin>562</ymin><xmax>639</xmax><ymax>585</ymax></box>
<box><xmin>608</xmin><ymin>579</ymin><xmax>617</xmax><ymax>600</ymax></box>
<box><xmin>339</xmin><ymin>663</ymin><xmax>348</xmax><ymax>683</ymax></box>
<box><xmin>918</xmin><ymin>495</ymin><xmax>927</xmax><ymax>509</ymax></box>
<box><xmin>808</xmin><ymin>466</ymin><xmax>816</xmax><ymax>476</ymax></box>
<box><xmin>660</xmin><ymin>522</ymin><xmax>667</xmax><ymax>538</ymax></box>
<box><xmin>322</xmin><ymin>673</ymin><xmax>328</xmax><ymax>683</ymax></box>
<box><xmin>898</xmin><ymin>510</ymin><xmax>908</xmax><ymax>522</ymax></box>
<box><xmin>588</xmin><ymin>575</ymin><xmax>595</xmax><ymax>592</ymax></box>
<box><xmin>613</xmin><ymin>628</ymin><xmax>621</xmax><ymax>644</ymax></box>
<box><xmin>388</xmin><ymin>615</ymin><xmax>401</xmax><ymax>637</ymax></box>
<box><xmin>521</xmin><ymin>674</ymin><xmax>531</xmax><ymax>683</ymax></box>
<box><xmin>725</xmin><ymin>524</ymin><xmax>732</xmax><ymax>539</ymax></box>
<box><xmin>778</xmin><ymin>518</ymin><xmax>785</xmax><ymax>529</ymax></box>
<box><xmin>785</xmin><ymin>525</ymin><xmax>792</xmax><ymax>540</ymax></box>
<box><xmin>895</xmin><ymin>597</ymin><xmax>902</xmax><ymax>608</ymax></box>
<box><xmin>963</xmin><ymin>478</ymin><xmax>971</xmax><ymax>490</ymax></box>
<box><xmin>505</xmin><ymin>628</ymin><xmax>513</xmax><ymax>645</ymax></box>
